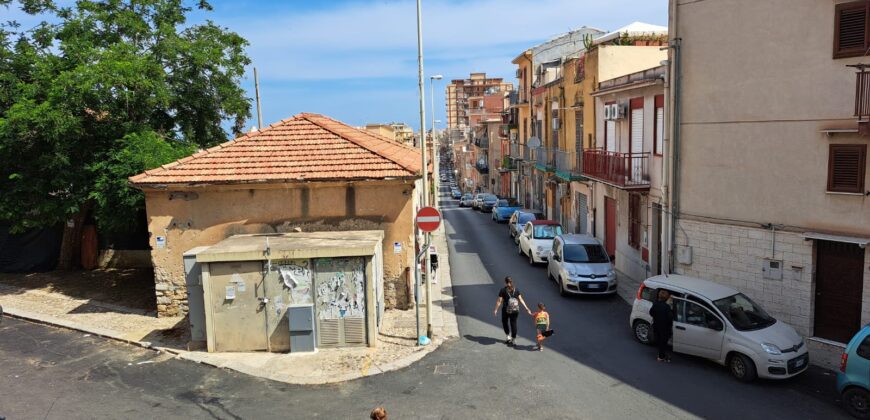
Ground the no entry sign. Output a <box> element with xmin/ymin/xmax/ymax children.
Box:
<box><xmin>416</xmin><ymin>206</ymin><xmax>442</xmax><ymax>232</ymax></box>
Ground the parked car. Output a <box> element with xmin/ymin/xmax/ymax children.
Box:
<box><xmin>517</xmin><ymin>220</ymin><xmax>562</xmax><ymax>265</ymax></box>
<box><xmin>491</xmin><ymin>198</ymin><xmax>521</xmax><ymax>222</ymax></box>
<box><xmin>838</xmin><ymin>325</ymin><xmax>870</xmax><ymax>419</ymax></box>
<box><xmin>471</xmin><ymin>193</ymin><xmax>485</xmax><ymax>210</ymax></box>
<box><xmin>629</xmin><ymin>275</ymin><xmax>808</xmax><ymax>382</ymax></box>
<box><xmin>459</xmin><ymin>193</ymin><xmax>474</xmax><ymax>207</ymax></box>
<box><xmin>509</xmin><ymin>209</ymin><xmax>543</xmax><ymax>241</ymax></box>
<box><xmin>451</xmin><ymin>189</ymin><xmax>462</xmax><ymax>199</ymax></box>
<box><xmin>547</xmin><ymin>234</ymin><xmax>616</xmax><ymax>296</ymax></box>
<box><xmin>479</xmin><ymin>194</ymin><xmax>499</xmax><ymax>212</ymax></box>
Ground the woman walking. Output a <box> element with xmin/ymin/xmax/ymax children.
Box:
<box><xmin>649</xmin><ymin>289</ymin><xmax>674</xmax><ymax>362</ymax></box>
<box><xmin>493</xmin><ymin>276</ymin><xmax>532</xmax><ymax>346</ymax></box>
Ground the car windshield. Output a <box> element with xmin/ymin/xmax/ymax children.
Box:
<box><xmin>533</xmin><ymin>225</ymin><xmax>562</xmax><ymax>239</ymax></box>
<box><xmin>563</xmin><ymin>244</ymin><xmax>609</xmax><ymax>263</ymax></box>
<box><xmin>517</xmin><ymin>213</ymin><xmax>536</xmax><ymax>225</ymax></box>
<box><xmin>713</xmin><ymin>293</ymin><xmax>776</xmax><ymax>331</ymax></box>
<box><xmin>483</xmin><ymin>194</ymin><xmax>497</xmax><ymax>201</ymax></box>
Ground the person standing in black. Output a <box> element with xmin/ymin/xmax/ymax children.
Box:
<box><xmin>493</xmin><ymin>276</ymin><xmax>532</xmax><ymax>345</ymax></box>
<box><xmin>649</xmin><ymin>289</ymin><xmax>674</xmax><ymax>362</ymax></box>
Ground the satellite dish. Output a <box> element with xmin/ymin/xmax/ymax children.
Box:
<box><xmin>528</xmin><ymin>136</ymin><xmax>541</xmax><ymax>148</ymax></box>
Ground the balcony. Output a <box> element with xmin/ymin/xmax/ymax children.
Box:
<box><xmin>475</xmin><ymin>158</ymin><xmax>489</xmax><ymax>174</ymax></box>
<box><xmin>510</xmin><ymin>143</ymin><xmax>521</xmax><ymax>159</ymax></box>
<box><xmin>554</xmin><ymin>150</ymin><xmax>585</xmax><ymax>181</ymax></box>
<box><xmin>532</xmin><ymin>147</ymin><xmax>556</xmax><ymax>171</ymax></box>
<box><xmin>582</xmin><ymin>149</ymin><xmax>650</xmax><ymax>190</ymax></box>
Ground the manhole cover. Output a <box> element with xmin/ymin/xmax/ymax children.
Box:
<box><xmin>434</xmin><ymin>364</ymin><xmax>457</xmax><ymax>375</ymax></box>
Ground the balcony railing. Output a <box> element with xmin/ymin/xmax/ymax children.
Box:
<box><xmin>582</xmin><ymin>149</ymin><xmax>650</xmax><ymax>189</ymax></box>
<box><xmin>510</xmin><ymin>143</ymin><xmax>521</xmax><ymax>159</ymax></box>
<box><xmin>856</xmin><ymin>67</ymin><xmax>870</xmax><ymax>122</ymax></box>
<box><xmin>532</xmin><ymin>147</ymin><xmax>556</xmax><ymax>170</ymax></box>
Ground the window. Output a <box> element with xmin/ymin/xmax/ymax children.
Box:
<box><xmin>563</xmin><ymin>244</ymin><xmax>610</xmax><ymax>263</ymax></box>
<box><xmin>628</xmin><ymin>193</ymin><xmax>642</xmax><ymax>250</ymax></box>
<box><xmin>533</xmin><ymin>224</ymin><xmax>562</xmax><ymax>239</ymax></box>
<box><xmin>713</xmin><ymin>293</ymin><xmax>776</xmax><ymax>331</ymax></box>
<box><xmin>835</xmin><ymin>1</ymin><xmax>870</xmax><ymax>59</ymax></box>
<box><xmin>827</xmin><ymin>144</ymin><xmax>867</xmax><ymax>193</ymax></box>
<box><xmin>676</xmin><ymin>300</ymin><xmax>723</xmax><ymax>330</ymax></box>
<box><xmin>604</xmin><ymin>101</ymin><xmax>616</xmax><ymax>152</ymax></box>
<box><xmin>858</xmin><ymin>336</ymin><xmax>870</xmax><ymax>359</ymax></box>
<box><xmin>575</xmin><ymin>56</ymin><xmax>586</xmax><ymax>82</ymax></box>
<box><xmin>654</xmin><ymin>95</ymin><xmax>664</xmax><ymax>156</ymax></box>
<box><xmin>630</xmin><ymin>97</ymin><xmax>644</xmax><ymax>155</ymax></box>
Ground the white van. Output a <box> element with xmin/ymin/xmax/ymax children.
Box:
<box><xmin>629</xmin><ymin>275</ymin><xmax>808</xmax><ymax>382</ymax></box>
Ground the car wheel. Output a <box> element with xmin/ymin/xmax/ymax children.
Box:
<box><xmin>843</xmin><ymin>388</ymin><xmax>870</xmax><ymax>419</ymax></box>
<box><xmin>528</xmin><ymin>251</ymin><xmax>535</xmax><ymax>266</ymax></box>
<box><xmin>517</xmin><ymin>243</ymin><xmax>523</xmax><ymax>256</ymax></box>
<box><xmin>729</xmin><ymin>353</ymin><xmax>757</xmax><ymax>382</ymax></box>
<box><xmin>558</xmin><ymin>277</ymin><xmax>568</xmax><ymax>297</ymax></box>
<box><xmin>632</xmin><ymin>320</ymin><xmax>653</xmax><ymax>345</ymax></box>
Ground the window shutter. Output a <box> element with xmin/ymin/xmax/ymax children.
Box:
<box><xmin>835</xmin><ymin>2</ymin><xmax>870</xmax><ymax>58</ymax></box>
<box><xmin>606</xmin><ymin>120</ymin><xmax>616</xmax><ymax>152</ymax></box>
<box><xmin>828</xmin><ymin>144</ymin><xmax>867</xmax><ymax>193</ymax></box>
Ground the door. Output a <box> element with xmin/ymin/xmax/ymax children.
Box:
<box><xmin>208</xmin><ymin>261</ymin><xmax>268</xmax><ymax>352</ymax></box>
<box><xmin>652</xmin><ymin>203</ymin><xmax>662</xmax><ymax>275</ymax></box>
<box><xmin>814</xmin><ymin>240</ymin><xmax>865</xmax><ymax>343</ymax></box>
<box><xmin>605</xmin><ymin>197</ymin><xmax>617</xmax><ymax>262</ymax></box>
<box><xmin>314</xmin><ymin>257</ymin><xmax>367</xmax><ymax>347</ymax></box>
<box><xmin>672</xmin><ymin>298</ymin><xmax>726</xmax><ymax>360</ymax></box>
<box><xmin>629</xmin><ymin>98</ymin><xmax>644</xmax><ymax>182</ymax></box>
<box><xmin>576</xmin><ymin>192</ymin><xmax>588</xmax><ymax>234</ymax></box>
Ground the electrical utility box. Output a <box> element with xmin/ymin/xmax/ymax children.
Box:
<box><xmin>183</xmin><ymin>246</ymin><xmax>211</xmax><ymax>348</ymax></box>
<box><xmin>288</xmin><ymin>304</ymin><xmax>315</xmax><ymax>352</ymax></box>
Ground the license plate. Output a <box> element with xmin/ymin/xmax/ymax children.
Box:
<box><xmin>587</xmin><ymin>284</ymin><xmax>601</xmax><ymax>289</ymax></box>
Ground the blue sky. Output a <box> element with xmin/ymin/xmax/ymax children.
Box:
<box><xmin>7</xmin><ymin>0</ymin><xmax>668</xmax><ymax>132</ymax></box>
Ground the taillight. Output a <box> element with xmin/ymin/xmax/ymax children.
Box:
<box><xmin>841</xmin><ymin>352</ymin><xmax>849</xmax><ymax>373</ymax></box>
<box><xmin>636</xmin><ymin>283</ymin><xmax>646</xmax><ymax>300</ymax></box>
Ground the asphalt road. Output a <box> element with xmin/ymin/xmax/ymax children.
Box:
<box><xmin>0</xmin><ymin>186</ymin><xmax>850</xmax><ymax>420</ymax></box>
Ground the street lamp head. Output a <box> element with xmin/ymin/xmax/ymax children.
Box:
<box><xmin>431</xmin><ymin>75</ymin><xmax>443</xmax><ymax>80</ymax></box>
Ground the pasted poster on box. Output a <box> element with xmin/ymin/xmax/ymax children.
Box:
<box><xmin>315</xmin><ymin>257</ymin><xmax>365</xmax><ymax>320</ymax></box>
<box><xmin>277</xmin><ymin>259</ymin><xmax>312</xmax><ymax>304</ymax></box>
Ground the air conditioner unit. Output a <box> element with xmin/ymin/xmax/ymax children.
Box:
<box><xmin>613</xmin><ymin>103</ymin><xmax>627</xmax><ymax>120</ymax></box>
<box><xmin>603</xmin><ymin>105</ymin><xmax>613</xmax><ymax>121</ymax></box>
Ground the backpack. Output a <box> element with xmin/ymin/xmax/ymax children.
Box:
<box><xmin>505</xmin><ymin>289</ymin><xmax>519</xmax><ymax>314</ymax></box>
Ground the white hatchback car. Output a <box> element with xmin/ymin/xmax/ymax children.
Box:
<box><xmin>517</xmin><ymin>220</ymin><xmax>562</xmax><ymax>265</ymax></box>
<box><xmin>629</xmin><ymin>275</ymin><xmax>808</xmax><ymax>382</ymax></box>
<box><xmin>547</xmin><ymin>234</ymin><xmax>616</xmax><ymax>296</ymax></box>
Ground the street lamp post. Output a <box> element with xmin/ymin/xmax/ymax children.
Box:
<box><xmin>430</xmin><ymin>75</ymin><xmax>442</xmax><ymax>209</ymax></box>
<box><xmin>414</xmin><ymin>0</ymin><xmax>432</xmax><ymax>346</ymax></box>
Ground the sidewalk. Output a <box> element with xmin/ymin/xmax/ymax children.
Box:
<box><xmin>0</xmin><ymin>226</ymin><xmax>458</xmax><ymax>385</ymax></box>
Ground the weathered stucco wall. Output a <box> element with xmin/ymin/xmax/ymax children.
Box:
<box><xmin>142</xmin><ymin>180</ymin><xmax>416</xmax><ymax>316</ymax></box>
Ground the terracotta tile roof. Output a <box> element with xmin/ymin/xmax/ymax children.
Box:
<box><xmin>129</xmin><ymin>113</ymin><xmax>422</xmax><ymax>186</ymax></box>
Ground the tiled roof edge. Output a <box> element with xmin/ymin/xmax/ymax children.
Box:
<box><xmin>300</xmin><ymin>113</ymin><xmax>421</xmax><ymax>175</ymax></box>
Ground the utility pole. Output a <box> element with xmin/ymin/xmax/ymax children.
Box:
<box><xmin>414</xmin><ymin>0</ymin><xmax>432</xmax><ymax>345</ymax></box>
<box><xmin>254</xmin><ymin>67</ymin><xmax>263</xmax><ymax>130</ymax></box>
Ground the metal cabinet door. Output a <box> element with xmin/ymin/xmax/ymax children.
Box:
<box><xmin>208</xmin><ymin>261</ymin><xmax>268</xmax><ymax>352</ymax></box>
<box><xmin>314</xmin><ymin>257</ymin><xmax>366</xmax><ymax>348</ymax></box>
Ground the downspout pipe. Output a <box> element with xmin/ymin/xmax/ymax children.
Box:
<box><xmin>669</xmin><ymin>37</ymin><xmax>682</xmax><ymax>273</ymax></box>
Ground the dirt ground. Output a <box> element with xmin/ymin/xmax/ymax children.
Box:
<box><xmin>0</xmin><ymin>268</ymin><xmax>156</xmax><ymax>311</ymax></box>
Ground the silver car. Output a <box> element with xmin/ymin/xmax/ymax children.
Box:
<box><xmin>547</xmin><ymin>234</ymin><xmax>616</xmax><ymax>296</ymax></box>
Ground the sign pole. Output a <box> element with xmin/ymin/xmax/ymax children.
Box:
<box><xmin>415</xmin><ymin>207</ymin><xmax>442</xmax><ymax>343</ymax></box>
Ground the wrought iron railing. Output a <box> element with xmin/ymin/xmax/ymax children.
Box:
<box><xmin>582</xmin><ymin>149</ymin><xmax>650</xmax><ymax>189</ymax></box>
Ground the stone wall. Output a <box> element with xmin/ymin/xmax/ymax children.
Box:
<box><xmin>144</xmin><ymin>181</ymin><xmax>416</xmax><ymax>317</ymax></box>
<box><xmin>674</xmin><ymin>218</ymin><xmax>870</xmax><ymax>338</ymax></box>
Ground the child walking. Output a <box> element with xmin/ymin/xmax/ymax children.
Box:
<box><xmin>533</xmin><ymin>303</ymin><xmax>551</xmax><ymax>351</ymax></box>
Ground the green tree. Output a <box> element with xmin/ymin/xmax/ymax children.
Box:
<box><xmin>0</xmin><ymin>0</ymin><xmax>251</xmax><ymax>268</ymax></box>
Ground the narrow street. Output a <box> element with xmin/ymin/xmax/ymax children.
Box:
<box><xmin>0</xmin><ymin>186</ymin><xmax>850</xmax><ymax>419</ymax></box>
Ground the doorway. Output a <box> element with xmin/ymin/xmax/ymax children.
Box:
<box><xmin>605</xmin><ymin>197</ymin><xmax>617</xmax><ymax>263</ymax></box>
<box><xmin>652</xmin><ymin>203</ymin><xmax>662</xmax><ymax>276</ymax></box>
<box><xmin>813</xmin><ymin>240</ymin><xmax>865</xmax><ymax>343</ymax></box>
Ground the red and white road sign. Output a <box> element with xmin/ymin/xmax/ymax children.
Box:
<box><xmin>416</xmin><ymin>206</ymin><xmax>442</xmax><ymax>232</ymax></box>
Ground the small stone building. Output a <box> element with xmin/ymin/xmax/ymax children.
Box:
<box><xmin>130</xmin><ymin>113</ymin><xmax>422</xmax><ymax>317</ymax></box>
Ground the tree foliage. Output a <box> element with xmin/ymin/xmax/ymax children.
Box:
<box><xmin>0</xmin><ymin>0</ymin><xmax>251</xmax><ymax>233</ymax></box>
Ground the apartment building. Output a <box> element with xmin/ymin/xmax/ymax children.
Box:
<box><xmin>668</xmin><ymin>0</ymin><xmax>870</xmax><ymax>352</ymax></box>
<box><xmin>446</xmin><ymin>73</ymin><xmax>512</xmax><ymax>132</ymax></box>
